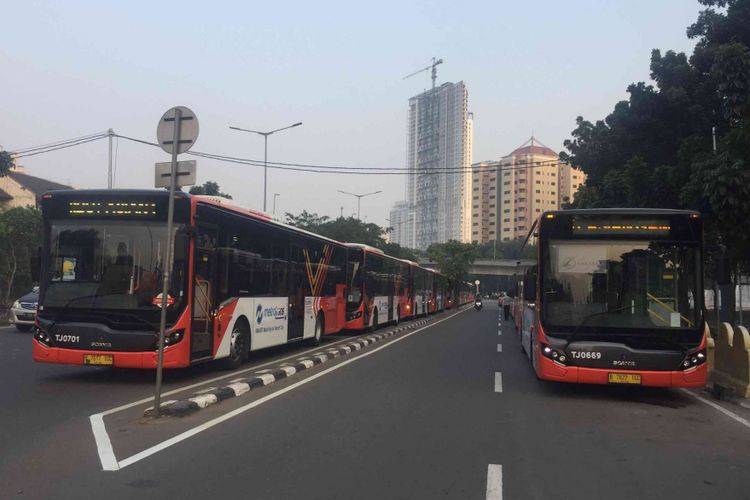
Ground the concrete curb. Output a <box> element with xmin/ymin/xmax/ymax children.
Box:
<box><xmin>144</xmin><ymin>317</ymin><xmax>434</xmax><ymax>417</ymax></box>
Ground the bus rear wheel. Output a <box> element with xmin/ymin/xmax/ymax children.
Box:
<box><xmin>308</xmin><ymin>314</ymin><xmax>323</xmax><ymax>346</ymax></box>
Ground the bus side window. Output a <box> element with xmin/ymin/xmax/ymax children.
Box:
<box><xmin>523</xmin><ymin>265</ymin><xmax>537</xmax><ymax>302</ymax></box>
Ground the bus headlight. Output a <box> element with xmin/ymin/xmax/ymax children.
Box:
<box><xmin>34</xmin><ymin>329</ymin><xmax>52</xmax><ymax>347</ymax></box>
<box><xmin>540</xmin><ymin>343</ymin><xmax>567</xmax><ymax>366</ymax></box>
<box><xmin>679</xmin><ymin>349</ymin><xmax>706</xmax><ymax>370</ymax></box>
<box><xmin>158</xmin><ymin>329</ymin><xmax>185</xmax><ymax>348</ymax></box>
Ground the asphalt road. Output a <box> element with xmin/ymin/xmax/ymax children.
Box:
<box><xmin>2</xmin><ymin>305</ymin><xmax>750</xmax><ymax>499</ymax></box>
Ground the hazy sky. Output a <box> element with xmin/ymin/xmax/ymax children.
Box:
<box><xmin>1</xmin><ymin>0</ymin><xmax>703</xmax><ymax>227</ymax></box>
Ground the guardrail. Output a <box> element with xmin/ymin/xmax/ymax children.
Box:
<box><xmin>710</xmin><ymin>323</ymin><xmax>750</xmax><ymax>398</ymax></box>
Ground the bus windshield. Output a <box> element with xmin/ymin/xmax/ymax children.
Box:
<box><xmin>542</xmin><ymin>240</ymin><xmax>700</xmax><ymax>332</ymax></box>
<box><xmin>42</xmin><ymin>220</ymin><xmax>187</xmax><ymax>315</ymax></box>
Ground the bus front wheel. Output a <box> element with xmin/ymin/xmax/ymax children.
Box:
<box><xmin>223</xmin><ymin>320</ymin><xmax>250</xmax><ymax>370</ymax></box>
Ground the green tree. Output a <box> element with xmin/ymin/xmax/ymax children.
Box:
<box><xmin>0</xmin><ymin>207</ymin><xmax>42</xmax><ymax>307</ymax></box>
<box><xmin>285</xmin><ymin>211</ymin><xmax>330</xmax><ymax>232</ymax></box>
<box><xmin>426</xmin><ymin>240</ymin><xmax>480</xmax><ymax>285</ymax></box>
<box><xmin>284</xmin><ymin>210</ymin><xmax>419</xmax><ymax>259</ymax></box>
<box><xmin>189</xmin><ymin>181</ymin><xmax>233</xmax><ymax>199</ymax></box>
<box><xmin>0</xmin><ymin>150</ymin><xmax>14</xmax><ymax>177</ymax></box>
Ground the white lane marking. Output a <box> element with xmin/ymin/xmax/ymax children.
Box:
<box><xmin>497</xmin><ymin>330</ymin><xmax>502</xmax><ymax>336</ymax></box>
<box><xmin>680</xmin><ymin>389</ymin><xmax>750</xmax><ymax>430</ymax></box>
<box><xmin>497</xmin><ymin>344</ymin><xmax>502</xmax><ymax>353</ymax></box>
<box><xmin>90</xmin><ymin>414</ymin><xmax>119</xmax><ymax>471</ymax></box>
<box><xmin>194</xmin><ymin>387</ymin><xmax>217</xmax><ymax>395</ymax></box>
<box><xmin>494</xmin><ymin>372</ymin><xmax>503</xmax><ymax>393</ymax></box>
<box><xmin>486</xmin><ymin>464</ymin><xmax>503</xmax><ymax>500</ymax></box>
<box><xmin>115</xmin><ymin>308</ymin><xmax>470</xmax><ymax>470</ymax></box>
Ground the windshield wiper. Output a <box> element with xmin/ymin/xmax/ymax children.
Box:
<box><xmin>563</xmin><ymin>306</ymin><xmax>628</xmax><ymax>351</ymax></box>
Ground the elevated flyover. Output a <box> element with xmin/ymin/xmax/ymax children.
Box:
<box><xmin>418</xmin><ymin>259</ymin><xmax>535</xmax><ymax>277</ymax></box>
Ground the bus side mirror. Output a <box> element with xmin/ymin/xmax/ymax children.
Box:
<box><xmin>30</xmin><ymin>246</ymin><xmax>41</xmax><ymax>283</ymax></box>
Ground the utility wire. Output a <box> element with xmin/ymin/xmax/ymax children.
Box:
<box><xmin>9</xmin><ymin>132</ymin><xmax>109</xmax><ymax>155</ymax></box>
<box><xmin>114</xmin><ymin>133</ymin><xmax>575</xmax><ymax>175</ymax></box>
<box><xmin>10</xmin><ymin>134</ymin><xmax>109</xmax><ymax>159</ymax></box>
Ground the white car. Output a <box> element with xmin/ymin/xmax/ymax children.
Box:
<box><xmin>9</xmin><ymin>287</ymin><xmax>39</xmax><ymax>332</ymax></box>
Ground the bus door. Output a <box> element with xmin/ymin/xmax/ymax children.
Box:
<box><xmin>288</xmin><ymin>243</ymin><xmax>306</xmax><ymax>341</ymax></box>
<box><xmin>191</xmin><ymin>225</ymin><xmax>217</xmax><ymax>359</ymax></box>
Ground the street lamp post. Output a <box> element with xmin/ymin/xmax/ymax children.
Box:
<box><xmin>229</xmin><ymin>122</ymin><xmax>302</xmax><ymax>212</ymax></box>
<box><xmin>338</xmin><ymin>189</ymin><xmax>382</xmax><ymax>220</ymax></box>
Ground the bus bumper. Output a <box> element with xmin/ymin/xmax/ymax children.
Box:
<box><xmin>536</xmin><ymin>355</ymin><xmax>707</xmax><ymax>388</ymax></box>
<box><xmin>32</xmin><ymin>339</ymin><xmax>190</xmax><ymax>369</ymax></box>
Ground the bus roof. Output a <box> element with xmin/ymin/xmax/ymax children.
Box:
<box><xmin>541</xmin><ymin>208</ymin><xmax>700</xmax><ymax>217</ymax></box>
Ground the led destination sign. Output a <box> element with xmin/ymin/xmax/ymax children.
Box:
<box><xmin>571</xmin><ymin>218</ymin><xmax>670</xmax><ymax>237</ymax></box>
<box><xmin>67</xmin><ymin>201</ymin><xmax>158</xmax><ymax>217</ymax></box>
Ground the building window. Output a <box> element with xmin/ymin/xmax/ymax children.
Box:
<box><xmin>490</xmin><ymin>195</ymin><xmax>496</xmax><ymax>200</ymax></box>
<box><xmin>489</xmin><ymin>186</ymin><xmax>496</xmax><ymax>190</ymax></box>
<box><xmin>535</xmin><ymin>189</ymin><xmax>540</xmax><ymax>193</ymax></box>
<box><xmin>504</xmin><ymin>209</ymin><xmax>510</xmax><ymax>213</ymax></box>
<box><xmin>504</xmin><ymin>181</ymin><xmax>510</xmax><ymax>186</ymax></box>
<box><xmin>504</xmin><ymin>200</ymin><xmax>509</xmax><ymax>204</ymax></box>
<box><xmin>535</xmin><ymin>180</ymin><xmax>541</xmax><ymax>184</ymax></box>
<box><xmin>489</xmin><ymin>204</ymin><xmax>495</xmax><ymax>208</ymax></box>
<box><xmin>489</xmin><ymin>221</ymin><xmax>495</xmax><ymax>225</ymax></box>
<box><xmin>503</xmin><ymin>218</ymin><xmax>510</xmax><ymax>222</ymax></box>
<box><xmin>551</xmin><ymin>182</ymin><xmax>556</xmax><ymax>186</ymax></box>
<box><xmin>503</xmin><ymin>228</ymin><xmax>510</xmax><ymax>232</ymax></box>
<box><xmin>536</xmin><ymin>199</ymin><xmax>540</xmax><ymax>203</ymax></box>
<box><xmin>504</xmin><ymin>191</ymin><xmax>510</xmax><ymax>195</ymax></box>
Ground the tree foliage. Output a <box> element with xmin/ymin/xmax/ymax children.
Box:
<box><xmin>0</xmin><ymin>150</ymin><xmax>14</xmax><ymax>177</ymax></box>
<box><xmin>0</xmin><ymin>207</ymin><xmax>42</xmax><ymax>307</ymax></box>
<box><xmin>189</xmin><ymin>181</ymin><xmax>233</xmax><ymax>199</ymax></box>
<box><xmin>426</xmin><ymin>240</ymin><xmax>479</xmax><ymax>284</ymax></box>
<box><xmin>284</xmin><ymin>211</ymin><xmax>418</xmax><ymax>261</ymax></box>
<box><xmin>562</xmin><ymin>0</ymin><xmax>750</xmax><ymax>274</ymax></box>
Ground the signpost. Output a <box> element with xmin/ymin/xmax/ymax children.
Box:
<box><xmin>475</xmin><ymin>279</ymin><xmax>480</xmax><ymax>295</ymax></box>
<box><xmin>153</xmin><ymin>106</ymin><xmax>199</xmax><ymax>416</ymax></box>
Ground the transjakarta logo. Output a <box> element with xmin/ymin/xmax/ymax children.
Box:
<box><xmin>255</xmin><ymin>304</ymin><xmax>287</xmax><ymax>324</ymax></box>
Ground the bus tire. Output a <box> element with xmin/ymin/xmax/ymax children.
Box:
<box><xmin>308</xmin><ymin>314</ymin><xmax>323</xmax><ymax>346</ymax></box>
<box><xmin>222</xmin><ymin>318</ymin><xmax>250</xmax><ymax>370</ymax></box>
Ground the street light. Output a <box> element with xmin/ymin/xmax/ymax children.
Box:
<box><xmin>229</xmin><ymin>121</ymin><xmax>302</xmax><ymax>212</ymax></box>
<box><xmin>273</xmin><ymin>193</ymin><xmax>280</xmax><ymax>216</ymax></box>
<box><xmin>338</xmin><ymin>189</ymin><xmax>382</xmax><ymax>220</ymax></box>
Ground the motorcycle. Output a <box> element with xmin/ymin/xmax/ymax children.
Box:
<box><xmin>474</xmin><ymin>300</ymin><xmax>483</xmax><ymax>312</ymax></box>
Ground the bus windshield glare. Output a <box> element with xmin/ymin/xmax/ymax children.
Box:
<box><xmin>542</xmin><ymin>239</ymin><xmax>700</xmax><ymax>331</ymax></box>
<box><xmin>42</xmin><ymin>220</ymin><xmax>187</xmax><ymax>315</ymax></box>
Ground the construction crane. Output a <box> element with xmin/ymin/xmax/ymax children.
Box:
<box><xmin>403</xmin><ymin>57</ymin><xmax>443</xmax><ymax>91</ymax></box>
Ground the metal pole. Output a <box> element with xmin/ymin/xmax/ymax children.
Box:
<box><xmin>263</xmin><ymin>134</ymin><xmax>268</xmax><ymax>212</ymax></box>
<box><xmin>107</xmin><ymin>128</ymin><xmax>113</xmax><ymax>189</ymax></box>
<box><xmin>357</xmin><ymin>196</ymin><xmax>361</xmax><ymax>220</ymax></box>
<box><xmin>739</xmin><ymin>265</ymin><xmax>743</xmax><ymax>325</ymax></box>
<box><xmin>154</xmin><ymin>108</ymin><xmax>181</xmax><ymax>416</ymax></box>
<box><xmin>712</xmin><ymin>126</ymin><xmax>717</xmax><ymax>153</ymax></box>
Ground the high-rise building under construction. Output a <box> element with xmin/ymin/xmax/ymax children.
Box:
<box><xmin>392</xmin><ymin>81</ymin><xmax>472</xmax><ymax>250</ymax></box>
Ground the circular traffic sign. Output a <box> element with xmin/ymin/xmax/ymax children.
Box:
<box><xmin>156</xmin><ymin>106</ymin><xmax>199</xmax><ymax>155</ymax></box>
<box><xmin>474</xmin><ymin>280</ymin><xmax>480</xmax><ymax>285</ymax></box>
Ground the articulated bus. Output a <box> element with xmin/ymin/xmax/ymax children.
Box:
<box><xmin>515</xmin><ymin>209</ymin><xmax>707</xmax><ymax>388</ymax></box>
<box><xmin>32</xmin><ymin>189</ymin><xmax>454</xmax><ymax>369</ymax></box>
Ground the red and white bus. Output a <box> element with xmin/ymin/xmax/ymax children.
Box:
<box><xmin>32</xmin><ymin>189</ymin><xmax>453</xmax><ymax>369</ymax></box>
<box><xmin>343</xmin><ymin>244</ymin><xmax>411</xmax><ymax>330</ymax></box>
<box><xmin>515</xmin><ymin>209</ymin><xmax>707</xmax><ymax>387</ymax></box>
<box><xmin>33</xmin><ymin>190</ymin><xmax>353</xmax><ymax>369</ymax></box>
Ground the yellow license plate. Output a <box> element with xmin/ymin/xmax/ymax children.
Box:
<box><xmin>608</xmin><ymin>373</ymin><xmax>641</xmax><ymax>384</ymax></box>
<box><xmin>84</xmin><ymin>354</ymin><xmax>114</xmax><ymax>366</ymax></box>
